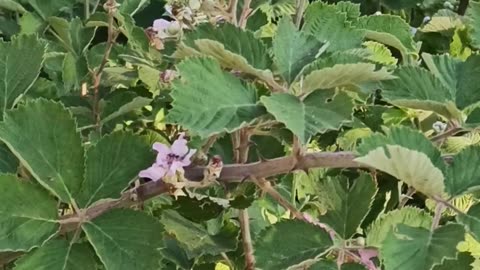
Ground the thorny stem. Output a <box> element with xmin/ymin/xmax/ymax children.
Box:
<box><xmin>91</xmin><ymin>0</ymin><xmax>119</xmax><ymax>131</ymax></box>
<box><xmin>229</xmin><ymin>0</ymin><xmax>239</xmax><ymax>26</ymax></box>
<box><xmin>235</xmin><ymin>128</ymin><xmax>255</xmax><ymax>269</ymax></box>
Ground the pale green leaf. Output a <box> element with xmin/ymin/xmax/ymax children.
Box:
<box><xmin>366</xmin><ymin>207</ymin><xmax>433</xmax><ymax>248</ymax></box>
<box><xmin>0</xmin><ymin>174</ymin><xmax>58</xmax><ymax>251</ymax></box>
<box><xmin>119</xmin><ymin>0</ymin><xmax>150</xmax><ymax>16</ymax></box>
<box><xmin>445</xmin><ymin>146</ymin><xmax>480</xmax><ymax>197</ymax></box>
<box><xmin>75</xmin><ymin>132</ymin><xmax>153</xmax><ymax>208</ymax></box>
<box><xmin>355</xmin><ymin>127</ymin><xmax>446</xmax><ymax>197</ymax></box>
<box><xmin>160</xmin><ymin>210</ymin><xmax>238</xmax><ymax>258</ymax></box>
<box><xmin>444</xmin><ymin>133</ymin><xmax>480</xmax><ymax>153</ymax></box>
<box><xmin>320</xmin><ymin>173</ymin><xmax>377</xmax><ymax>239</ymax></box>
<box><xmin>303</xmin><ymin>2</ymin><xmax>364</xmax><ymax>52</ymax></box>
<box><xmin>18</xmin><ymin>12</ymin><xmax>42</xmax><ymax>34</ymax></box>
<box><xmin>261</xmin><ymin>90</ymin><xmax>354</xmax><ymax>144</ymax></box>
<box><xmin>422</xmin><ymin>53</ymin><xmax>460</xmax><ymax>92</ymax></box>
<box><xmin>356</xmin><ymin>15</ymin><xmax>417</xmax><ymax>58</ymax></box>
<box><xmin>182</xmin><ymin>23</ymin><xmax>271</xmax><ymax>70</ymax></box>
<box><xmin>0</xmin><ymin>100</ymin><xmax>85</xmax><ymax>203</ymax></box>
<box><xmin>380</xmin><ymin>66</ymin><xmax>462</xmax><ymax>119</ymax></box>
<box><xmin>0</xmin><ymin>35</ymin><xmax>45</xmax><ymax>118</ymax></box>
<box><xmin>363</xmin><ymin>41</ymin><xmax>397</xmax><ymax>66</ymax></box>
<box><xmin>381</xmin><ymin>224</ymin><xmax>465</xmax><ymax>270</ymax></box>
<box><xmin>167</xmin><ymin>57</ymin><xmax>263</xmax><ymax>137</ymax></box>
<box><xmin>273</xmin><ymin>17</ymin><xmax>324</xmax><ymax>84</ymax></box>
<box><xmin>83</xmin><ymin>209</ymin><xmax>164</xmax><ymax>270</ymax></box>
<box><xmin>0</xmin><ymin>0</ymin><xmax>26</xmax><ymax>13</ymax></box>
<box><xmin>14</xmin><ymin>240</ymin><xmax>95</xmax><ymax>270</ymax></box>
<box><xmin>335</xmin><ymin>1</ymin><xmax>361</xmax><ymax>21</ymax></box>
<box><xmin>466</xmin><ymin>1</ymin><xmax>480</xmax><ymax>49</ymax></box>
<box><xmin>302</xmin><ymin>63</ymin><xmax>394</xmax><ymax>93</ymax></box>
<box><xmin>420</xmin><ymin>10</ymin><xmax>463</xmax><ymax>33</ymax></box>
<box><xmin>254</xmin><ymin>220</ymin><xmax>333</xmax><ymax>270</ymax></box>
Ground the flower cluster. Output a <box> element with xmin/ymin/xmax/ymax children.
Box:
<box><xmin>139</xmin><ymin>133</ymin><xmax>196</xmax><ymax>182</ymax></box>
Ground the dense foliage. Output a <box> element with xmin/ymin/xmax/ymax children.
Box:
<box><xmin>2</xmin><ymin>0</ymin><xmax>480</xmax><ymax>269</ymax></box>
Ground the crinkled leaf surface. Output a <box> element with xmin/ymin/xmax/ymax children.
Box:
<box><xmin>82</xmin><ymin>209</ymin><xmax>164</xmax><ymax>270</ymax></box>
<box><xmin>254</xmin><ymin>220</ymin><xmax>333</xmax><ymax>270</ymax></box>
<box><xmin>303</xmin><ymin>2</ymin><xmax>364</xmax><ymax>52</ymax></box>
<box><xmin>0</xmin><ymin>100</ymin><xmax>84</xmax><ymax>203</ymax></box>
<box><xmin>167</xmin><ymin>57</ymin><xmax>264</xmax><ymax>137</ymax></box>
<box><xmin>160</xmin><ymin>210</ymin><xmax>238</xmax><ymax>259</ymax></box>
<box><xmin>14</xmin><ymin>240</ymin><xmax>95</xmax><ymax>270</ymax></box>
<box><xmin>381</xmin><ymin>224</ymin><xmax>465</xmax><ymax>270</ymax></box>
<box><xmin>467</xmin><ymin>1</ymin><xmax>480</xmax><ymax>49</ymax></box>
<box><xmin>355</xmin><ymin>127</ymin><xmax>446</xmax><ymax>197</ymax></box>
<box><xmin>182</xmin><ymin>23</ymin><xmax>271</xmax><ymax>70</ymax></box>
<box><xmin>261</xmin><ymin>90</ymin><xmax>354</xmax><ymax>144</ymax></box>
<box><xmin>356</xmin><ymin>15</ymin><xmax>416</xmax><ymax>58</ymax></box>
<box><xmin>320</xmin><ymin>173</ymin><xmax>377</xmax><ymax>239</ymax></box>
<box><xmin>445</xmin><ymin>146</ymin><xmax>480</xmax><ymax>198</ymax></box>
<box><xmin>366</xmin><ymin>207</ymin><xmax>433</xmax><ymax>248</ymax></box>
<box><xmin>273</xmin><ymin>17</ymin><xmax>324</xmax><ymax>84</ymax></box>
<box><xmin>0</xmin><ymin>35</ymin><xmax>45</xmax><ymax>118</ymax></box>
<box><xmin>0</xmin><ymin>174</ymin><xmax>58</xmax><ymax>251</ymax></box>
<box><xmin>75</xmin><ymin>132</ymin><xmax>153</xmax><ymax>208</ymax></box>
<box><xmin>302</xmin><ymin>63</ymin><xmax>394</xmax><ymax>93</ymax></box>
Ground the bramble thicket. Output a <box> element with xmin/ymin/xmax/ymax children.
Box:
<box><xmin>1</xmin><ymin>0</ymin><xmax>480</xmax><ymax>269</ymax></box>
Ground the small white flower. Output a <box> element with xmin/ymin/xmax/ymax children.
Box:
<box><xmin>433</xmin><ymin>121</ymin><xmax>447</xmax><ymax>133</ymax></box>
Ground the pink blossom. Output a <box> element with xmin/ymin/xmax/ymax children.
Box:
<box><xmin>139</xmin><ymin>133</ymin><xmax>196</xmax><ymax>181</ymax></box>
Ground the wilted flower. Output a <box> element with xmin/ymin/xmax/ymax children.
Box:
<box><xmin>139</xmin><ymin>133</ymin><xmax>196</xmax><ymax>182</ymax></box>
<box><xmin>358</xmin><ymin>249</ymin><xmax>378</xmax><ymax>270</ymax></box>
<box><xmin>152</xmin><ymin>19</ymin><xmax>182</xmax><ymax>39</ymax></box>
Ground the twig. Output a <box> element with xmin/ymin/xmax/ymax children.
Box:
<box><xmin>431</xmin><ymin>202</ymin><xmax>445</xmax><ymax>231</ymax></box>
<box><xmin>430</xmin><ymin>127</ymin><xmax>463</xmax><ymax>144</ymax></box>
<box><xmin>251</xmin><ymin>176</ymin><xmax>306</xmax><ymax>221</ymax></box>
<box><xmin>238</xmin><ymin>0</ymin><xmax>252</xmax><ymax>29</ymax></box>
<box><xmin>229</xmin><ymin>0</ymin><xmax>239</xmax><ymax>26</ymax></box>
<box><xmin>235</xmin><ymin>128</ymin><xmax>256</xmax><ymax>269</ymax></box>
<box><xmin>432</xmin><ymin>196</ymin><xmax>465</xmax><ymax>215</ymax></box>
<box><xmin>398</xmin><ymin>186</ymin><xmax>416</xmax><ymax>209</ymax></box>
<box><xmin>294</xmin><ymin>0</ymin><xmax>306</xmax><ymax>28</ymax></box>
<box><xmin>91</xmin><ymin>0</ymin><xmax>119</xmax><ymax>130</ymax></box>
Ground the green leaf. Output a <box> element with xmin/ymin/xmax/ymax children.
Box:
<box><xmin>445</xmin><ymin>146</ymin><xmax>480</xmax><ymax>198</ymax></box>
<box><xmin>457</xmin><ymin>203</ymin><xmax>480</xmax><ymax>242</ymax></box>
<box><xmin>254</xmin><ymin>220</ymin><xmax>333</xmax><ymax>270</ymax></box>
<box><xmin>422</xmin><ymin>53</ymin><xmax>460</xmax><ymax>92</ymax></box>
<box><xmin>0</xmin><ymin>143</ymin><xmax>18</xmax><ymax>174</ymax></box>
<box><xmin>83</xmin><ymin>209</ymin><xmax>164</xmax><ymax>270</ymax></box>
<box><xmin>27</xmin><ymin>0</ymin><xmax>75</xmax><ymax>19</ymax></box>
<box><xmin>101</xmin><ymin>92</ymin><xmax>151</xmax><ymax>125</ymax></box>
<box><xmin>366</xmin><ymin>207</ymin><xmax>433</xmax><ymax>248</ymax></box>
<box><xmin>456</xmin><ymin>55</ymin><xmax>480</xmax><ymax>109</ymax></box>
<box><xmin>380</xmin><ymin>66</ymin><xmax>462</xmax><ymax>119</ymax></box>
<box><xmin>167</xmin><ymin>57</ymin><xmax>264</xmax><ymax>137</ymax></box>
<box><xmin>272</xmin><ymin>17</ymin><xmax>324</xmax><ymax>84</ymax></box>
<box><xmin>320</xmin><ymin>173</ymin><xmax>377</xmax><ymax>239</ymax></box>
<box><xmin>48</xmin><ymin>17</ymin><xmax>95</xmax><ymax>56</ymax></box>
<box><xmin>356</xmin><ymin>15</ymin><xmax>417</xmax><ymax>59</ymax></box>
<box><xmin>0</xmin><ymin>35</ymin><xmax>45</xmax><ymax>118</ymax></box>
<box><xmin>303</xmin><ymin>2</ymin><xmax>364</xmax><ymax>52</ymax></box>
<box><xmin>75</xmin><ymin>132</ymin><xmax>153</xmax><ymax>208</ymax></box>
<box><xmin>381</xmin><ymin>224</ymin><xmax>465</xmax><ymax>270</ymax></box>
<box><xmin>0</xmin><ymin>0</ymin><xmax>26</xmax><ymax>13</ymax></box>
<box><xmin>119</xmin><ymin>0</ymin><xmax>150</xmax><ymax>16</ymax></box>
<box><xmin>355</xmin><ymin>127</ymin><xmax>446</xmax><ymax>197</ymax></box>
<box><xmin>302</xmin><ymin>63</ymin><xmax>394</xmax><ymax>93</ymax></box>
<box><xmin>421</xmin><ymin>10</ymin><xmax>462</xmax><ymax>33</ymax></box>
<box><xmin>466</xmin><ymin>1</ymin><xmax>480</xmax><ymax>49</ymax></box>
<box><xmin>335</xmin><ymin>1</ymin><xmax>361</xmax><ymax>21</ymax></box>
<box><xmin>432</xmin><ymin>252</ymin><xmax>475</xmax><ymax>270</ymax></box>
<box><xmin>0</xmin><ymin>174</ymin><xmax>58</xmax><ymax>251</ymax></box>
<box><xmin>160</xmin><ymin>210</ymin><xmax>238</xmax><ymax>258</ymax></box>
<box><xmin>261</xmin><ymin>90</ymin><xmax>354</xmax><ymax>144</ymax></box>
<box><xmin>14</xmin><ymin>240</ymin><xmax>96</xmax><ymax>270</ymax></box>
<box><xmin>0</xmin><ymin>100</ymin><xmax>85</xmax><ymax>203</ymax></box>
<box><xmin>182</xmin><ymin>23</ymin><xmax>271</xmax><ymax>70</ymax></box>
<box><xmin>363</xmin><ymin>41</ymin><xmax>397</xmax><ymax>66</ymax></box>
